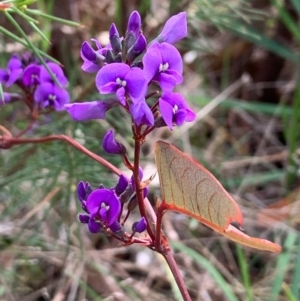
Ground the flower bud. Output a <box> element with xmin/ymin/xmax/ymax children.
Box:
<box><xmin>109</xmin><ymin>23</ymin><xmax>122</xmax><ymax>55</ymax></box>
<box><xmin>126</xmin><ymin>34</ymin><xmax>147</xmax><ymax>62</ymax></box>
<box><xmin>115</xmin><ymin>174</ymin><xmax>129</xmax><ymax>196</ymax></box>
<box><xmin>102</xmin><ymin>129</ymin><xmax>126</xmax><ymax>155</ymax></box>
<box><xmin>132</xmin><ymin>217</ymin><xmax>147</xmax><ymax>233</ymax></box>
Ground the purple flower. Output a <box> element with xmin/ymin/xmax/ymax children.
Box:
<box><xmin>96</xmin><ymin>63</ymin><xmax>147</xmax><ymax>105</ymax></box>
<box><xmin>130</xmin><ymin>100</ymin><xmax>154</xmax><ymax>126</ymax></box>
<box><xmin>0</xmin><ymin>92</ymin><xmax>21</xmax><ymax>105</ymax></box>
<box><xmin>156</xmin><ymin>12</ymin><xmax>187</xmax><ymax>44</ymax></box>
<box><xmin>79</xmin><ymin>188</ymin><xmax>121</xmax><ymax>233</ymax></box>
<box><xmin>22</xmin><ymin>64</ymin><xmax>41</xmax><ymax>87</ymax></box>
<box><xmin>159</xmin><ymin>92</ymin><xmax>196</xmax><ymax>130</ymax></box>
<box><xmin>39</xmin><ymin>63</ymin><xmax>68</xmax><ymax>87</ymax></box>
<box><xmin>81</xmin><ymin>39</ymin><xmax>111</xmax><ymax>73</ymax></box>
<box><xmin>102</xmin><ymin>129</ymin><xmax>126</xmax><ymax>155</ymax></box>
<box><xmin>34</xmin><ymin>82</ymin><xmax>70</xmax><ymax>110</ymax></box>
<box><xmin>115</xmin><ymin>174</ymin><xmax>129</xmax><ymax>196</ymax></box>
<box><xmin>132</xmin><ymin>217</ymin><xmax>147</xmax><ymax>233</ymax></box>
<box><xmin>65</xmin><ymin>99</ymin><xmax>118</xmax><ymax>121</ymax></box>
<box><xmin>143</xmin><ymin>42</ymin><xmax>183</xmax><ymax>92</ymax></box>
<box><xmin>0</xmin><ymin>54</ymin><xmax>23</xmax><ymax>87</ymax></box>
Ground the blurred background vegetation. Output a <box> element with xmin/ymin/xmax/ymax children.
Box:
<box><xmin>0</xmin><ymin>0</ymin><xmax>299</xmax><ymax>300</ymax></box>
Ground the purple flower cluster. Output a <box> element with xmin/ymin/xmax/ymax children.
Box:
<box><xmin>65</xmin><ymin>11</ymin><xmax>196</xmax><ymax>131</ymax></box>
<box><xmin>0</xmin><ymin>54</ymin><xmax>70</xmax><ymax>110</ymax></box>
<box><xmin>77</xmin><ymin>170</ymin><xmax>147</xmax><ymax>235</ymax></box>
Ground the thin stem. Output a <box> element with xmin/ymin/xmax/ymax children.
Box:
<box><xmin>1</xmin><ymin>135</ymin><xmax>122</xmax><ymax>176</ymax></box>
<box><xmin>133</xmin><ymin>132</ymin><xmax>155</xmax><ymax>241</ymax></box>
<box><xmin>16</xmin><ymin>119</ymin><xmax>36</xmax><ymax>138</ymax></box>
<box><xmin>163</xmin><ymin>247</ymin><xmax>192</xmax><ymax>301</ymax></box>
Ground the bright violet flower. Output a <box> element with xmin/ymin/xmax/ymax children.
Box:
<box><xmin>34</xmin><ymin>82</ymin><xmax>70</xmax><ymax>110</ymax></box>
<box><xmin>39</xmin><ymin>63</ymin><xmax>68</xmax><ymax>87</ymax></box>
<box><xmin>81</xmin><ymin>39</ymin><xmax>111</xmax><ymax>73</ymax></box>
<box><xmin>102</xmin><ymin>129</ymin><xmax>126</xmax><ymax>155</ymax></box>
<box><xmin>159</xmin><ymin>92</ymin><xmax>196</xmax><ymax>130</ymax></box>
<box><xmin>143</xmin><ymin>42</ymin><xmax>183</xmax><ymax>92</ymax></box>
<box><xmin>0</xmin><ymin>92</ymin><xmax>21</xmax><ymax>105</ymax></box>
<box><xmin>115</xmin><ymin>174</ymin><xmax>129</xmax><ymax>196</ymax></box>
<box><xmin>78</xmin><ymin>188</ymin><xmax>121</xmax><ymax>233</ymax></box>
<box><xmin>130</xmin><ymin>100</ymin><xmax>154</xmax><ymax>126</ymax></box>
<box><xmin>22</xmin><ymin>64</ymin><xmax>41</xmax><ymax>87</ymax></box>
<box><xmin>96</xmin><ymin>63</ymin><xmax>147</xmax><ymax>104</ymax></box>
<box><xmin>156</xmin><ymin>12</ymin><xmax>187</xmax><ymax>44</ymax></box>
<box><xmin>130</xmin><ymin>167</ymin><xmax>149</xmax><ymax>198</ymax></box>
<box><xmin>132</xmin><ymin>217</ymin><xmax>147</xmax><ymax>233</ymax></box>
<box><xmin>65</xmin><ymin>99</ymin><xmax>118</xmax><ymax>121</ymax></box>
<box><xmin>0</xmin><ymin>54</ymin><xmax>23</xmax><ymax>87</ymax></box>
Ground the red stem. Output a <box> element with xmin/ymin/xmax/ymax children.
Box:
<box><xmin>132</xmin><ymin>132</ymin><xmax>155</xmax><ymax>241</ymax></box>
<box><xmin>162</xmin><ymin>247</ymin><xmax>192</xmax><ymax>301</ymax></box>
<box><xmin>1</xmin><ymin>134</ymin><xmax>122</xmax><ymax>176</ymax></box>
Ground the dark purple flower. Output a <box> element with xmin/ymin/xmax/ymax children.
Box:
<box><xmin>159</xmin><ymin>92</ymin><xmax>196</xmax><ymax>130</ymax></box>
<box><xmin>155</xmin><ymin>12</ymin><xmax>187</xmax><ymax>44</ymax></box>
<box><xmin>0</xmin><ymin>92</ymin><xmax>21</xmax><ymax>105</ymax></box>
<box><xmin>115</xmin><ymin>174</ymin><xmax>129</xmax><ymax>196</ymax></box>
<box><xmin>96</xmin><ymin>63</ymin><xmax>147</xmax><ymax>105</ymax></box>
<box><xmin>132</xmin><ymin>217</ymin><xmax>147</xmax><ymax>233</ymax></box>
<box><xmin>81</xmin><ymin>39</ymin><xmax>111</xmax><ymax>73</ymax></box>
<box><xmin>34</xmin><ymin>82</ymin><xmax>70</xmax><ymax>110</ymax></box>
<box><xmin>65</xmin><ymin>99</ymin><xmax>118</xmax><ymax>121</ymax></box>
<box><xmin>0</xmin><ymin>54</ymin><xmax>23</xmax><ymax>87</ymax></box>
<box><xmin>143</xmin><ymin>42</ymin><xmax>183</xmax><ymax>92</ymax></box>
<box><xmin>102</xmin><ymin>129</ymin><xmax>126</xmax><ymax>155</ymax></box>
<box><xmin>39</xmin><ymin>63</ymin><xmax>68</xmax><ymax>87</ymax></box>
<box><xmin>84</xmin><ymin>188</ymin><xmax>121</xmax><ymax>233</ymax></box>
<box><xmin>22</xmin><ymin>64</ymin><xmax>41</xmax><ymax>87</ymax></box>
<box><xmin>130</xmin><ymin>100</ymin><xmax>154</xmax><ymax>126</ymax></box>
<box><xmin>127</xmin><ymin>11</ymin><xmax>141</xmax><ymax>39</ymax></box>
<box><xmin>77</xmin><ymin>181</ymin><xmax>92</xmax><ymax>203</ymax></box>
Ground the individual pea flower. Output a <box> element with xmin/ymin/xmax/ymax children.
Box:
<box><xmin>78</xmin><ymin>188</ymin><xmax>121</xmax><ymax>233</ymax></box>
<box><xmin>34</xmin><ymin>82</ymin><xmax>70</xmax><ymax>110</ymax></box>
<box><xmin>129</xmin><ymin>100</ymin><xmax>154</xmax><ymax>126</ymax></box>
<box><xmin>81</xmin><ymin>39</ymin><xmax>112</xmax><ymax>73</ymax></box>
<box><xmin>22</xmin><ymin>64</ymin><xmax>41</xmax><ymax>87</ymax></box>
<box><xmin>154</xmin><ymin>12</ymin><xmax>187</xmax><ymax>45</ymax></box>
<box><xmin>0</xmin><ymin>92</ymin><xmax>22</xmax><ymax>105</ymax></box>
<box><xmin>158</xmin><ymin>92</ymin><xmax>196</xmax><ymax>130</ymax></box>
<box><xmin>102</xmin><ymin>129</ymin><xmax>126</xmax><ymax>155</ymax></box>
<box><xmin>96</xmin><ymin>63</ymin><xmax>147</xmax><ymax>105</ymax></box>
<box><xmin>132</xmin><ymin>217</ymin><xmax>147</xmax><ymax>233</ymax></box>
<box><xmin>125</xmin><ymin>10</ymin><xmax>142</xmax><ymax>51</ymax></box>
<box><xmin>0</xmin><ymin>54</ymin><xmax>23</xmax><ymax>87</ymax></box>
<box><xmin>64</xmin><ymin>99</ymin><xmax>119</xmax><ymax>121</ymax></box>
<box><xmin>39</xmin><ymin>62</ymin><xmax>68</xmax><ymax>87</ymax></box>
<box><xmin>143</xmin><ymin>42</ymin><xmax>183</xmax><ymax>92</ymax></box>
